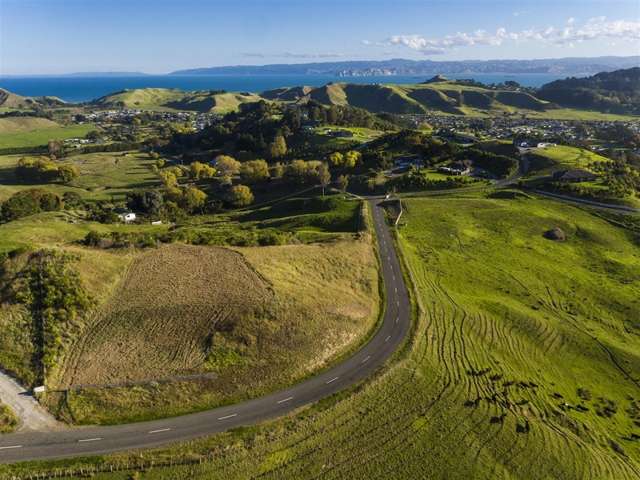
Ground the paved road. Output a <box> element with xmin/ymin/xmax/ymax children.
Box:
<box><xmin>0</xmin><ymin>200</ymin><xmax>411</xmax><ymax>463</ymax></box>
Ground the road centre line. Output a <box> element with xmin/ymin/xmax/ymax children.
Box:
<box><xmin>0</xmin><ymin>445</ymin><xmax>22</xmax><ymax>450</ymax></box>
<box><xmin>78</xmin><ymin>438</ymin><xmax>102</xmax><ymax>443</ymax></box>
<box><xmin>277</xmin><ymin>396</ymin><xmax>294</xmax><ymax>404</ymax></box>
<box><xmin>148</xmin><ymin>428</ymin><xmax>171</xmax><ymax>434</ymax></box>
<box><xmin>326</xmin><ymin>377</ymin><xmax>339</xmax><ymax>384</ymax></box>
<box><xmin>217</xmin><ymin>413</ymin><xmax>238</xmax><ymax>420</ymax></box>
<box><xmin>361</xmin><ymin>355</ymin><xmax>371</xmax><ymax>364</ymax></box>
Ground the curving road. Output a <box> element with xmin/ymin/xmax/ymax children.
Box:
<box><xmin>0</xmin><ymin>200</ymin><xmax>411</xmax><ymax>463</ymax></box>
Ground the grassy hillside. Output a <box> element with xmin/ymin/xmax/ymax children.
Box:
<box><xmin>261</xmin><ymin>80</ymin><xmax>637</xmax><ymax>119</ymax></box>
<box><xmin>0</xmin><ymin>117</ymin><xmax>59</xmax><ymax>134</ymax></box>
<box><xmin>538</xmin><ymin>67</ymin><xmax>640</xmax><ymax>115</ymax></box>
<box><xmin>526</xmin><ymin>145</ymin><xmax>611</xmax><ymax>176</ymax></box>
<box><xmin>8</xmin><ymin>195</ymin><xmax>639</xmax><ymax>479</ymax></box>
<box><xmin>92</xmin><ymin>88</ymin><xmax>263</xmax><ymax>113</ymax></box>
<box><xmin>44</xmin><ymin>238</ymin><xmax>378</xmax><ymax>424</ymax></box>
<box><xmin>0</xmin><ymin>123</ymin><xmax>95</xmax><ymax>149</ymax></box>
<box><xmin>0</xmin><ymin>193</ymin><xmax>378</xmax><ymax>425</ymax></box>
<box><xmin>0</xmin><ymin>151</ymin><xmax>160</xmax><ymax>202</ymax></box>
<box><xmin>0</xmin><ymin>88</ymin><xmax>66</xmax><ymax>113</ymax></box>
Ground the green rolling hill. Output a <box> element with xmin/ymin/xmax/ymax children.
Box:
<box><xmin>259</xmin><ymin>78</ymin><xmax>555</xmax><ymax>116</ymax></box>
<box><xmin>0</xmin><ymin>88</ymin><xmax>66</xmax><ymax>111</ymax></box>
<box><xmin>90</xmin><ymin>88</ymin><xmax>263</xmax><ymax>113</ymax></box>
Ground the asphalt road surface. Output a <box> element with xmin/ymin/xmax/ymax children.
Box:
<box><xmin>0</xmin><ymin>199</ymin><xmax>411</xmax><ymax>463</ymax></box>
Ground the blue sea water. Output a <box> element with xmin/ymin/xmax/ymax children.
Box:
<box><xmin>0</xmin><ymin>73</ymin><xmax>567</xmax><ymax>103</ymax></box>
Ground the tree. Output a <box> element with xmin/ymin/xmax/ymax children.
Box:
<box><xmin>318</xmin><ymin>162</ymin><xmax>331</xmax><ymax>196</ymax></box>
<box><xmin>15</xmin><ymin>156</ymin><xmax>77</xmax><ymax>184</ymax></box>
<box><xmin>329</xmin><ymin>152</ymin><xmax>344</xmax><ymax>167</ymax></box>
<box><xmin>271</xmin><ymin>162</ymin><xmax>284</xmax><ymax>179</ymax></box>
<box><xmin>85</xmin><ymin>130</ymin><xmax>101</xmax><ymax>142</ymax></box>
<box><xmin>57</xmin><ymin>165</ymin><xmax>79</xmax><ymax>184</ymax></box>
<box><xmin>336</xmin><ymin>174</ymin><xmax>349</xmax><ymax>192</ymax></box>
<box><xmin>344</xmin><ymin>150</ymin><xmax>362</xmax><ymax>169</ymax></box>
<box><xmin>240</xmin><ymin>159</ymin><xmax>269</xmax><ymax>184</ymax></box>
<box><xmin>286</xmin><ymin>159</ymin><xmax>309</xmax><ymax>185</ymax></box>
<box><xmin>214</xmin><ymin>155</ymin><xmax>241</xmax><ymax>177</ymax></box>
<box><xmin>268</xmin><ymin>135</ymin><xmax>287</xmax><ymax>159</ymax></box>
<box><xmin>47</xmin><ymin>140</ymin><xmax>64</xmax><ymax>159</ymax></box>
<box><xmin>159</xmin><ymin>170</ymin><xmax>178</xmax><ymax>188</ymax></box>
<box><xmin>228</xmin><ymin>184</ymin><xmax>254</xmax><ymax>207</ymax></box>
<box><xmin>190</xmin><ymin>161</ymin><xmax>215</xmax><ymax>179</ymax></box>
<box><xmin>127</xmin><ymin>190</ymin><xmax>164</xmax><ymax>215</ymax></box>
<box><xmin>181</xmin><ymin>185</ymin><xmax>207</xmax><ymax>212</ymax></box>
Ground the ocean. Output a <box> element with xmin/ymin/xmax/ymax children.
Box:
<box><xmin>0</xmin><ymin>73</ymin><xmax>568</xmax><ymax>103</ymax></box>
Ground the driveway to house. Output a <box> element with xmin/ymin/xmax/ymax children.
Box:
<box><xmin>0</xmin><ymin>199</ymin><xmax>412</xmax><ymax>463</ymax></box>
<box><xmin>0</xmin><ymin>371</ymin><xmax>61</xmax><ymax>433</ymax></box>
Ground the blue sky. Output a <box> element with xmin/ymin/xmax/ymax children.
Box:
<box><xmin>1</xmin><ymin>0</ymin><xmax>638</xmax><ymax>74</ymax></box>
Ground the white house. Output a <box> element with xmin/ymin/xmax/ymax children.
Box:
<box><xmin>118</xmin><ymin>212</ymin><xmax>136</xmax><ymax>223</ymax></box>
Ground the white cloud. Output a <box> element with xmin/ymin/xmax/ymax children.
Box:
<box><xmin>375</xmin><ymin>17</ymin><xmax>640</xmax><ymax>55</ymax></box>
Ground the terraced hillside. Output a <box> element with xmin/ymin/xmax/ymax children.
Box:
<box><xmin>91</xmin><ymin>88</ymin><xmax>262</xmax><ymax>113</ymax></box>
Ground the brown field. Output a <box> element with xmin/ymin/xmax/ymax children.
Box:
<box><xmin>61</xmin><ymin>244</ymin><xmax>273</xmax><ymax>386</ymax></box>
<box><xmin>48</xmin><ymin>238</ymin><xmax>379</xmax><ymax>424</ymax></box>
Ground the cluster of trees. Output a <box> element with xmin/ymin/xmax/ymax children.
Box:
<box><xmin>284</xmin><ymin>159</ymin><xmax>331</xmax><ymax>189</ymax></box>
<box><xmin>300</xmin><ymin>101</ymin><xmax>397</xmax><ymax>131</ymax></box>
<box><xmin>15</xmin><ymin>157</ymin><xmax>79</xmax><ymax>184</ymax></box>
<box><xmin>390</xmin><ymin>168</ymin><xmax>474</xmax><ymax>192</ymax></box>
<box><xmin>592</xmin><ymin>159</ymin><xmax>640</xmax><ymax>198</ymax></box>
<box><xmin>166</xmin><ymin>99</ymin><xmax>397</xmax><ymax>161</ymax></box>
<box><xmin>460</xmin><ymin>148</ymin><xmax>517</xmax><ymax>178</ymax></box>
<box><xmin>362</xmin><ymin>130</ymin><xmax>458</xmax><ymax>169</ymax></box>
<box><xmin>328</xmin><ymin>150</ymin><xmax>362</xmax><ymax>169</ymax></box>
<box><xmin>10</xmin><ymin>250</ymin><xmax>92</xmax><ymax>382</ymax></box>
<box><xmin>0</xmin><ymin>188</ymin><xmax>62</xmax><ymax>222</ymax></box>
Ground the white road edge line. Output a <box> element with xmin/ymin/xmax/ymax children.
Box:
<box><xmin>148</xmin><ymin>428</ymin><xmax>171</xmax><ymax>434</ymax></box>
<box><xmin>0</xmin><ymin>445</ymin><xmax>22</xmax><ymax>450</ymax></box>
<box><xmin>326</xmin><ymin>377</ymin><xmax>339</xmax><ymax>384</ymax></box>
<box><xmin>78</xmin><ymin>438</ymin><xmax>102</xmax><ymax>443</ymax></box>
<box><xmin>217</xmin><ymin>413</ymin><xmax>238</xmax><ymax>421</ymax></box>
<box><xmin>361</xmin><ymin>355</ymin><xmax>371</xmax><ymax>364</ymax></box>
<box><xmin>277</xmin><ymin>396</ymin><xmax>294</xmax><ymax>404</ymax></box>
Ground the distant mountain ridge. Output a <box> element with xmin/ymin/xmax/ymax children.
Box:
<box><xmin>171</xmin><ymin>56</ymin><xmax>639</xmax><ymax>77</ymax></box>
